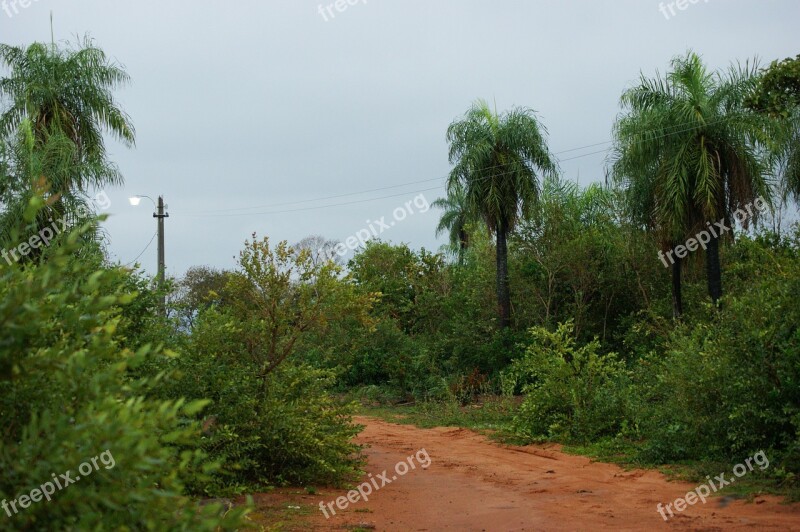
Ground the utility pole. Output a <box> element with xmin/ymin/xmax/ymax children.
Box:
<box><xmin>154</xmin><ymin>196</ymin><xmax>169</xmax><ymax>310</ymax></box>
<box><xmin>129</xmin><ymin>194</ymin><xmax>170</xmax><ymax>312</ymax></box>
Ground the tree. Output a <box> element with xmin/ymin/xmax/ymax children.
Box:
<box><xmin>0</xmin><ymin>38</ymin><xmax>134</xmax><ymax>220</ymax></box>
<box><xmin>293</xmin><ymin>234</ymin><xmax>343</xmax><ymax>267</ymax></box>
<box><xmin>432</xmin><ymin>184</ymin><xmax>474</xmax><ymax>262</ymax></box>
<box><xmin>613</xmin><ymin>52</ymin><xmax>774</xmax><ymax>312</ymax></box>
<box><xmin>0</xmin><ymin>208</ymin><xmax>248</xmax><ymax>530</ymax></box>
<box><xmin>0</xmin><ymin>121</ymin><xmax>114</xmax><ymax>251</ymax></box>
<box><xmin>513</xmin><ymin>179</ymin><xmax>645</xmax><ymax>342</ymax></box>
<box><xmin>749</xmin><ymin>55</ymin><xmax>800</xmax><ymax>203</ymax></box>
<box><xmin>348</xmin><ymin>240</ymin><xmax>420</xmax><ymax>329</ymax></box>
<box><xmin>748</xmin><ymin>55</ymin><xmax>800</xmax><ymax>118</ymax></box>
<box><xmin>229</xmin><ymin>234</ymin><xmax>372</xmax><ymax>384</ymax></box>
<box><xmin>172</xmin><ymin>266</ymin><xmax>236</xmax><ymax>330</ymax></box>
<box><xmin>446</xmin><ymin>99</ymin><xmax>557</xmax><ymax>328</ymax></box>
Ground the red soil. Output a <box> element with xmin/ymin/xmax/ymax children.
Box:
<box><xmin>306</xmin><ymin>416</ymin><xmax>800</xmax><ymax>531</ymax></box>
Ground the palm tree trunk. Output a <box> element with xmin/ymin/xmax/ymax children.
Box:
<box><xmin>671</xmin><ymin>256</ymin><xmax>683</xmax><ymax>319</ymax></box>
<box><xmin>706</xmin><ymin>231</ymin><xmax>722</xmax><ymax>306</ymax></box>
<box><xmin>458</xmin><ymin>229</ymin><xmax>469</xmax><ymax>253</ymax></box>
<box><xmin>496</xmin><ymin>219</ymin><xmax>511</xmax><ymax>329</ymax></box>
<box><xmin>458</xmin><ymin>229</ymin><xmax>469</xmax><ymax>264</ymax></box>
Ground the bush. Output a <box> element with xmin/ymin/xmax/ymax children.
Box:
<box><xmin>152</xmin><ymin>236</ymin><xmax>369</xmax><ymax>492</ymax></box>
<box><xmin>162</xmin><ymin>307</ymin><xmax>363</xmax><ymax>491</ymax></box>
<box><xmin>0</xmin><ymin>224</ymin><xmax>248</xmax><ymax>530</ymax></box>
<box><xmin>633</xmin><ymin>241</ymin><xmax>800</xmax><ymax>465</ymax></box>
<box><xmin>504</xmin><ymin>321</ymin><xmax>628</xmax><ymax>443</ymax></box>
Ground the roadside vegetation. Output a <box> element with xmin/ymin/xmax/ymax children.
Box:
<box><xmin>1</xmin><ymin>36</ymin><xmax>799</xmax><ymax>529</ymax></box>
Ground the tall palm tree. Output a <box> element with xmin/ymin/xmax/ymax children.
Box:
<box><xmin>447</xmin><ymin>99</ymin><xmax>557</xmax><ymax>328</ymax></box>
<box><xmin>432</xmin><ymin>184</ymin><xmax>473</xmax><ymax>262</ymax></box>
<box><xmin>0</xmin><ymin>38</ymin><xmax>134</xmax><ymax>204</ymax></box>
<box><xmin>613</xmin><ymin>52</ymin><xmax>775</xmax><ymax>313</ymax></box>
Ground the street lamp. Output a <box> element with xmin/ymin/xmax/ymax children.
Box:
<box><xmin>129</xmin><ymin>194</ymin><xmax>169</xmax><ymax>309</ymax></box>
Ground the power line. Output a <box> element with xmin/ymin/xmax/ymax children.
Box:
<box><xmin>173</xmin><ymin>113</ymin><xmax>744</xmax><ymax>219</ymax></box>
<box><xmin>175</xmin><ymin>147</ymin><xmax>609</xmax><ymax>217</ymax></box>
<box><xmin>179</xmin><ymin>177</ymin><xmax>444</xmax><ymax>215</ymax></box>
<box><xmin>122</xmin><ymin>231</ymin><xmax>157</xmax><ymax>267</ymax></box>
<box><xmin>178</xmin><ymin>141</ymin><xmax>616</xmax><ymax>216</ymax></box>
<box><xmin>179</xmin><ymin>186</ymin><xmax>445</xmax><ymax>218</ymax></box>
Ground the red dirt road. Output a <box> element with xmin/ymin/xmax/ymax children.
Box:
<box><xmin>309</xmin><ymin>416</ymin><xmax>800</xmax><ymax>531</ymax></box>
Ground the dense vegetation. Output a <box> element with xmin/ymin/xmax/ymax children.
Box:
<box><xmin>1</xmin><ymin>37</ymin><xmax>798</xmax><ymax>529</ymax></box>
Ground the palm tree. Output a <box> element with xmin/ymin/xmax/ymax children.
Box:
<box><xmin>0</xmin><ymin>120</ymin><xmax>111</xmax><ymax>250</ymax></box>
<box><xmin>0</xmin><ymin>38</ymin><xmax>134</xmax><ymax>204</ymax></box>
<box><xmin>432</xmin><ymin>184</ymin><xmax>473</xmax><ymax>262</ymax></box>
<box><xmin>613</xmin><ymin>52</ymin><xmax>775</xmax><ymax>313</ymax></box>
<box><xmin>447</xmin><ymin>99</ymin><xmax>557</xmax><ymax>328</ymax></box>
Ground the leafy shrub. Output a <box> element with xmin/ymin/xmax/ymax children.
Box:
<box><xmin>633</xmin><ymin>240</ymin><xmax>800</xmax><ymax>465</ymax></box>
<box><xmin>154</xmin><ymin>236</ymin><xmax>368</xmax><ymax>492</ymax></box>
<box><xmin>164</xmin><ymin>307</ymin><xmax>363</xmax><ymax>491</ymax></box>
<box><xmin>505</xmin><ymin>321</ymin><xmax>628</xmax><ymax>443</ymax></box>
<box><xmin>0</xmin><ymin>223</ymin><xmax>248</xmax><ymax>530</ymax></box>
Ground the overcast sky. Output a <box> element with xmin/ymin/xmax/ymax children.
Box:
<box><xmin>2</xmin><ymin>0</ymin><xmax>797</xmax><ymax>278</ymax></box>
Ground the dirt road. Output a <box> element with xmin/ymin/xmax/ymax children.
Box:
<box><xmin>306</xmin><ymin>416</ymin><xmax>800</xmax><ymax>531</ymax></box>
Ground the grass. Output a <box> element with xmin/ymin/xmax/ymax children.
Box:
<box><xmin>562</xmin><ymin>439</ymin><xmax>800</xmax><ymax>501</ymax></box>
<box><xmin>357</xmin><ymin>395</ymin><xmax>523</xmax><ymax>443</ymax></box>
<box><xmin>234</xmin><ymin>488</ymin><xmax>324</xmax><ymax>531</ymax></box>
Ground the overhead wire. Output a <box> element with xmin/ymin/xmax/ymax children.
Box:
<box><xmin>173</xmin><ymin>112</ymin><xmax>743</xmax><ymax>218</ymax></box>
<box><xmin>122</xmin><ymin>231</ymin><xmax>157</xmax><ymax>267</ymax></box>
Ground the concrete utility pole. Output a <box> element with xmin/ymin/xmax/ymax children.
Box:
<box><xmin>154</xmin><ymin>195</ymin><xmax>169</xmax><ymax>308</ymax></box>
<box><xmin>129</xmin><ymin>194</ymin><xmax>169</xmax><ymax>312</ymax></box>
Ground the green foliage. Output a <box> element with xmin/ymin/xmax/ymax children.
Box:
<box><xmin>613</xmin><ymin>51</ymin><xmax>774</xmax><ymax>233</ymax></box>
<box><xmin>170</xmin><ymin>265</ymin><xmax>237</xmax><ymax>330</ymax></box>
<box><xmin>432</xmin><ymin>185</ymin><xmax>475</xmax><ymax>261</ymax></box>
<box><xmin>168</xmin><ymin>308</ymin><xmax>363</xmax><ymax>489</ymax></box>
<box><xmin>341</xmin><ymin>318</ymin><xmax>419</xmax><ymax>391</ymax></box>
<box><xmin>749</xmin><ymin>55</ymin><xmax>800</xmax><ymax>201</ymax></box>
<box><xmin>0</xmin><ymin>123</ymin><xmax>112</xmax><ymax>249</ymax></box>
<box><xmin>0</xmin><ymin>216</ymin><xmax>248</xmax><ymax>530</ymax></box>
<box><xmin>633</xmin><ymin>233</ymin><xmax>800</xmax><ymax>465</ymax></box>
<box><xmin>230</xmin><ymin>235</ymin><xmax>373</xmax><ymax>378</ymax></box>
<box><xmin>347</xmin><ymin>240</ymin><xmax>421</xmax><ymax>330</ymax></box>
<box><xmin>0</xmin><ymin>38</ymin><xmax>135</xmax><ymax>153</ymax></box>
<box><xmin>7</xmin><ymin>35</ymin><xmax>800</xmax><ymax>511</ymax></box>
<box><xmin>511</xmin><ymin>180</ymin><xmax>655</xmax><ymax>348</ymax></box>
<box><xmin>749</xmin><ymin>55</ymin><xmax>800</xmax><ymax>118</ymax></box>
<box><xmin>0</xmin><ymin>38</ymin><xmax>134</xmax><ymax>245</ymax></box>
<box><xmin>431</xmin><ymin>234</ymin><xmax>505</xmax><ymax>374</ymax></box>
<box><xmin>505</xmin><ymin>321</ymin><xmax>628</xmax><ymax>443</ymax></box>
<box><xmin>446</xmin><ymin>99</ymin><xmax>558</xmax><ymax>234</ymax></box>
<box><xmin>153</xmin><ymin>236</ymin><xmax>369</xmax><ymax>491</ymax></box>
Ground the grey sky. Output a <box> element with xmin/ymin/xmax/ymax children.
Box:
<box><xmin>1</xmin><ymin>0</ymin><xmax>797</xmax><ymax>278</ymax></box>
